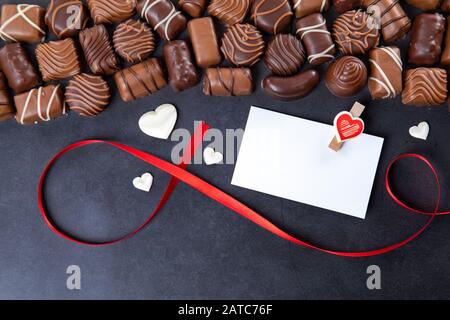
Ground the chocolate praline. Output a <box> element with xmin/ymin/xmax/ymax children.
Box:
<box><xmin>251</xmin><ymin>0</ymin><xmax>293</xmax><ymax>35</ymax></box>
<box><xmin>325</xmin><ymin>56</ymin><xmax>368</xmax><ymax>97</ymax></box>
<box><xmin>264</xmin><ymin>34</ymin><xmax>305</xmax><ymax>76</ymax></box>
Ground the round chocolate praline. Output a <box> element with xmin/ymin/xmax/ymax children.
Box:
<box><xmin>333</xmin><ymin>10</ymin><xmax>379</xmax><ymax>55</ymax></box>
<box><xmin>264</xmin><ymin>34</ymin><xmax>305</xmax><ymax>76</ymax></box>
<box><xmin>325</xmin><ymin>56</ymin><xmax>368</xmax><ymax>97</ymax></box>
<box><xmin>221</xmin><ymin>24</ymin><xmax>265</xmax><ymax>67</ymax></box>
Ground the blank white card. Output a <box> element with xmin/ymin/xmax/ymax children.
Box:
<box><xmin>231</xmin><ymin>107</ymin><xmax>384</xmax><ymax>219</ymax></box>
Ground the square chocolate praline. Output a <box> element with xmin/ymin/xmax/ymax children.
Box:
<box><xmin>36</xmin><ymin>39</ymin><xmax>81</xmax><ymax>81</ymax></box>
<box><xmin>0</xmin><ymin>4</ymin><xmax>46</xmax><ymax>43</ymax></box>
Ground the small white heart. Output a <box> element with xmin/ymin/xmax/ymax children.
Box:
<box><xmin>133</xmin><ymin>173</ymin><xmax>153</xmax><ymax>192</ymax></box>
<box><xmin>138</xmin><ymin>104</ymin><xmax>177</xmax><ymax>140</ymax></box>
<box><xmin>203</xmin><ymin>147</ymin><xmax>223</xmax><ymax>165</ymax></box>
<box><xmin>409</xmin><ymin>122</ymin><xmax>430</xmax><ymax>141</ymax></box>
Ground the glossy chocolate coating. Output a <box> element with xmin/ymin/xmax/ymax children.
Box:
<box><xmin>333</xmin><ymin>0</ymin><xmax>362</xmax><ymax>13</ymax></box>
<box><xmin>188</xmin><ymin>17</ymin><xmax>221</xmax><ymax>68</ymax></box>
<box><xmin>402</xmin><ymin>68</ymin><xmax>447</xmax><ymax>106</ymax></box>
<box><xmin>0</xmin><ymin>4</ymin><xmax>46</xmax><ymax>43</ymax></box>
<box><xmin>408</xmin><ymin>13</ymin><xmax>445</xmax><ymax>66</ymax></box>
<box><xmin>113</xmin><ymin>19</ymin><xmax>155</xmax><ymax>63</ymax></box>
<box><xmin>221</xmin><ymin>24</ymin><xmax>265</xmax><ymax>67</ymax></box>
<box><xmin>208</xmin><ymin>0</ymin><xmax>251</xmax><ymax>26</ymax></box>
<box><xmin>293</xmin><ymin>0</ymin><xmax>330</xmax><ymax>19</ymax></box>
<box><xmin>14</xmin><ymin>85</ymin><xmax>66</xmax><ymax>125</ymax></box>
<box><xmin>164</xmin><ymin>40</ymin><xmax>199</xmax><ymax>92</ymax></box>
<box><xmin>87</xmin><ymin>0</ymin><xmax>136</xmax><ymax>25</ymax></box>
<box><xmin>262</xmin><ymin>69</ymin><xmax>320</xmax><ymax>101</ymax></box>
<box><xmin>264</xmin><ymin>34</ymin><xmax>305</xmax><ymax>76</ymax></box>
<box><xmin>405</xmin><ymin>0</ymin><xmax>441</xmax><ymax>10</ymax></box>
<box><xmin>325</xmin><ymin>56</ymin><xmax>367</xmax><ymax>97</ymax></box>
<box><xmin>203</xmin><ymin>68</ymin><xmax>253</xmax><ymax>96</ymax></box>
<box><xmin>66</xmin><ymin>73</ymin><xmax>111</xmax><ymax>117</ymax></box>
<box><xmin>443</xmin><ymin>0</ymin><xmax>450</xmax><ymax>12</ymax></box>
<box><xmin>137</xmin><ymin>0</ymin><xmax>187</xmax><ymax>41</ymax></box>
<box><xmin>179</xmin><ymin>0</ymin><xmax>207</xmax><ymax>18</ymax></box>
<box><xmin>333</xmin><ymin>10</ymin><xmax>379</xmax><ymax>55</ymax></box>
<box><xmin>362</xmin><ymin>0</ymin><xmax>411</xmax><ymax>43</ymax></box>
<box><xmin>296</xmin><ymin>13</ymin><xmax>336</xmax><ymax>66</ymax></box>
<box><xmin>0</xmin><ymin>43</ymin><xmax>42</xmax><ymax>94</ymax></box>
<box><xmin>45</xmin><ymin>0</ymin><xmax>89</xmax><ymax>38</ymax></box>
<box><xmin>442</xmin><ymin>18</ymin><xmax>450</xmax><ymax>66</ymax></box>
<box><xmin>114</xmin><ymin>58</ymin><xmax>167</xmax><ymax>102</ymax></box>
<box><xmin>251</xmin><ymin>0</ymin><xmax>293</xmax><ymax>35</ymax></box>
<box><xmin>36</xmin><ymin>39</ymin><xmax>81</xmax><ymax>82</ymax></box>
<box><xmin>79</xmin><ymin>25</ymin><xmax>120</xmax><ymax>76</ymax></box>
<box><xmin>368</xmin><ymin>46</ymin><xmax>403</xmax><ymax>100</ymax></box>
<box><xmin>0</xmin><ymin>72</ymin><xmax>14</xmax><ymax>121</ymax></box>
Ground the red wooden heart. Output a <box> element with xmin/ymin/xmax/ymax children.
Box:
<box><xmin>334</xmin><ymin>111</ymin><xmax>365</xmax><ymax>142</ymax></box>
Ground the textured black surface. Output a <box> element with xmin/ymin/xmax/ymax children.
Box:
<box><xmin>0</xmin><ymin>1</ymin><xmax>449</xmax><ymax>300</ymax></box>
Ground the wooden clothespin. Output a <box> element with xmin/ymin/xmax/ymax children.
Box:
<box><xmin>329</xmin><ymin>102</ymin><xmax>366</xmax><ymax>152</ymax></box>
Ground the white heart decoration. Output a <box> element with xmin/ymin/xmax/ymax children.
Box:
<box><xmin>138</xmin><ymin>104</ymin><xmax>177</xmax><ymax>140</ymax></box>
<box><xmin>409</xmin><ymin>122</ymin><xmax>430</xmax><ymax>141</ymax></box>
<box><xmin>203</xmin><ymin>147</ymin><xmax>223</xmax><ymax>165</ymax></box>
<box><xmin>133</xmin><ymin>173</ymin><xmax>154</xmax><ymax>193</ymax></box>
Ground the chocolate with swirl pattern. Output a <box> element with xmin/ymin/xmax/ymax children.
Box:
<box><xmin>66</xmin><ymin>73</ymin><xmax>110</xmax><ymax>117</ymax></box>
<box><xmin>137</xmin><ymin>0</ymin><xmax>187</xmax><ymax>41</ymax></box>
<box><xmin>333</xmin><ymin>10</ymin><xmax>379</xmax><ymax>55</ymax></box>
<box><xmin>264</xmin><ymin>34</ymin><xmax>305</xmax><ymax>76</ymax></box>
<box><xmin>87</xmin><ymin>0</ymin><xmax>136</xmax><ymax>25</ymax></box>
<box><xmin>251</xmin><ymin>0</ymin><xmax>293</xmax><ymax>35</ymax></box>
<box><xmin>79</xmin><ymin>24</ymin><xmax>120</xmax><ymax>76</ymax></box>
<box><xmin>325</xmin><ymin>56</ymin><xmax>368</xmax><ymax>97</ymax></box>
<box><xmin>362</xmin><ymin>0</ymin><xmax>410</xmax><ymax>43</ymax></box>
<box><xmin>208</xmin><ymin>0</ymin><xmax>251</xmax><ymax>26</ymax></box>
<box><xmin>45</xmin><ymin>0</ymin><xmax>89</xmax><ymax>38</ymax></box>
<box><xmin>114</xmin><ymin>58</ymin><xmax>167</xmax><ymax>102</ymax></box>
<box><xmin>36</xmin><ymin>38</ymin><xmax>81</xmax><ymax>81</ymax></box>
<box><xmin>221</xmin><ymin>24</ymin><xmax>265</xmax><ymax>67</ymax></box>
<box><xmin>402</xmin><ymin>68</ymin><xmax>447</xmax><ymax>107</ymax></box>
<box><xmin>179</xmin><ymin>0</ymin><xmax>207</xmax><ymax>18</ymax></box>
<box><xmin>203</xmin><ymin>68</ymin><xmax>253</xmax><ymax>96</ymax></box>
<box><xmin>113</xmin><ymin>19</ymin><xmax>155</xmax><ymax>63</ymax></box>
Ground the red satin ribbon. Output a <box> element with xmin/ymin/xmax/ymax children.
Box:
<box><xmin>38</xmin><ymin>124</ymin><xmax>449</xmax><ymax>257</ymax></box>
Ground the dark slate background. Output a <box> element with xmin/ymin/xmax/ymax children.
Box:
<box><xmin>0</xmin><ymin>0</ymin><xmax>449</xmax><ymax>300</ymax></box>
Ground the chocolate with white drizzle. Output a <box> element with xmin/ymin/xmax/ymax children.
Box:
<box><xmin>368</xmin><ymin>46</ymin><xmax>403</xmax><ymax>100</ymax></box>
<box><xmin>137</xmin><ymin>0</ymin><xmax>187</xmax><ymax>41</ymax></box>
<box><xmin>296</xmin><ymin>13</ymin><xmax>336</xmax><ymax>66</ymax></box>
<box><xmin>14</xmin><ymin>85</ymin><xmax>66</xmax><ymax>125</ymax></box>
<box><xmin>0</xmin><ymin>4</ymin><xmax>46</xmax><ymax>43</ymax></box>
<box><xmin>293</xmin><ymin>0</ymin><xmax>329</xmax><ymax>19</ymax></box>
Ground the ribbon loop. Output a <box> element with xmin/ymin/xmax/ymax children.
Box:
<box><xmin>38</xmin><ymin>127</ymin><xmax>448</xmax><ymax>257</ymax></box>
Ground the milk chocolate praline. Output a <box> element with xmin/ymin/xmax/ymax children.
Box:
<box><xmin>325</xmin><ymin>56</ymin><xmax>368</xmax><ymax>97</ymax></box>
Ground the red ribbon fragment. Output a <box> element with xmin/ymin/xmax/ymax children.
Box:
<box><xmin>38</xmin><ymin>124</ymin><xmax>449</xmax><ymax>257</ymax></box>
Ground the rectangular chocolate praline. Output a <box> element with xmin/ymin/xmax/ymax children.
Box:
<box><xmin>114</xmin><ymin>58</ymin><xmax>167</xmax><ymax>102</ymax></box>
<box><xmin>79</xmin><ymin>25</ymin><xmax>120</xmax><ymax>75</ymax></box>
<box><xmin>402</xmin><ymin>68</ymin><xmax>447</xmax><ymax>106</ymax></box>
<box><xmin>137</xmin><ymin>0</ymin><xmax>187</xmax><ymax>41</ymax></box>
<box><xmin>441</xmin><ymin>18</ymin><xmax>450</xmax><ymax>66</ymax></box>
<box><xmin>0</xmin><ymin>4</ymin><xmax>46</xmax><ymax>43</ymax></box>
<box><xmin>188</xmin><ymin>17</ymin><xmax>221</xmax><ymax>68</ymax></box>
<box><xmin>296</xmin><ymin>13</ymin><xmax>336</xmax><ymax>65</ymax></box>
<box><xmin>14</xmin><ymin>85</ymin><xmax>66</xmax><ymax>125</ymax></box>
<box><xmin>368</xmin><ymin>46</ymin><xmax>402</xmax><ymax>100</ymax></box>
<box><xmin>0</xmin><ymin>72</ymin><xmax>14</xmax><ymax>121</ymax></box>
<box><xmin>408</xmin><ymin>13</ymin><xmax>445</xmax><ymax>66</ymax></box>
<box><xmin>163</xmin><ymin>40</ymin><xmax>200</xmax><ymax>92</ymax></box>
<box><xmin>0</xmin><ymin>43</ymin><xmax>42</xmax><ymax>94</ymax></box>
<box><xmin>293</xmin><ymin>0</ymin><xmax>330</xmax><ymax>18</ymax></box>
